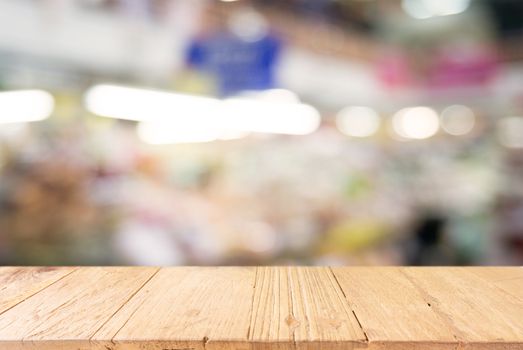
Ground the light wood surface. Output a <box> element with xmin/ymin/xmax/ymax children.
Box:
<box><xmin>0</xmin><ymin>267</ymin><xmax>521</xmax><ymax>350</ymax></box>
<box><xmin>0</xmin><ymin>267</ymin><xmax>75</xmax><ymax>315</ymax></box>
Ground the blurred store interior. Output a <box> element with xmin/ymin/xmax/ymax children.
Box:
<box><xmin>0</xmin><ymin>0</ymin><xmax>523</xmax><ymax>266</ymax></box>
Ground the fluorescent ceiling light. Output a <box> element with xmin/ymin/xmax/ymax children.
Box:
<box><xmin>137</xmin><ymin>115</ymin><xmax>248</xmax><ymax>145</ymax></box>
<box><xmin>85</xmin><ymin>84</ymin><xmax>321</xmax><ymax>143</ymax></box>
<box><xmin>137</xmin><ymin>121</ymin><xmax>221</xmax><ymax>145</ymax></box>
<box><xmin>402</xmin><ymin>0</ymin><xmax>471</xmax><ymax>19</ymax></box>
<box><xmin>222</xmin><ymin>98</ymin><xmax>320</xmax><ymax>135</ymax></box>
<box><xmin>84</xmin><ymin>84</ymin><xmax>220</xmax><ymax>122</ymax></box>
<box><xmin>235</xmin><ymin>89</ymin><xmax>300</xmax><ymax>104</ymax></box>
<box><xmin>0</xmin><ymin>90</ymin><xmax>54</xmax><ymax>124</ymax></box>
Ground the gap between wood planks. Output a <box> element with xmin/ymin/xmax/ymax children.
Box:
<box><xmin>245</xmin><ymin>266</ymin><xmax>258</xmax><ymax>342</ymax></box>
<box><xmin>286</xmin><ymin>267</ymin><xmax>298</xmax><ymax>350</ymax></box>
<box><xmin>0</xmin><ymin>267</ymin><xmax>78</xmax><ymax>319</ymax></box>
<box><xmin>89</xmin><ymin>267</ymin><xmax>162</xmax><ymax>344</ymax></box>
<box><xmin>328</xmin><ymin>266</ymin><xmax>369</xmax><ymax>344</ymax></box>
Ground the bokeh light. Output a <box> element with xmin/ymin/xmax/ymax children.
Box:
<box><xmin>440</xmin><ymin>105</ymin><xmax>476</xmax><ymax>136</ymax></box>
<box><xmin>392</xmin><ymin>107</ymin><xmax>440</xmax><ymax>140</ymax></box>
<box><xmin>336</xmin><ymin>106</ymin><xmax>381</xmax><ymax>138</ymax></box>
<box><xmin>498</xmin><ymin>116</ymin><xmax>523</xmax><ymax>148</ymax></box>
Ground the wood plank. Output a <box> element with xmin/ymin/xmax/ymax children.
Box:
<box><xmin>249</xmin><ymin>266</ymin><xmax>293</xmax><ymax>350</ymax></box>
<box><xmin>249</xmin><ymin>267</ymin><xmax>366</xmax><ymax>350</ymax></box>
<box><xmin>0</xmin><ymin>267</ymin><xmax>76</xmax><ymax>315</ymax></box>
<box><xmin>402</xmin><ymin>267</ymin><xmax>523</xmax><ymax>349</ymax></box>
<box><xmin>331</xmin><ymin>267</ymin><xmax>458</xmax><ymax>350</ymax></box>
<box><xmin>94</xmin><ymin>267</ymin><xmax>255</xmax><ymax>350</ymax></box>
<box><xmin>468</xmin><ymin>267</ymin><xmax>523</xmax><ymax>301</ymax></box>
<box><xmin>0</xmin><ymin>267</ymin><xmax>158</xmax><ymax>350</ymax></box>
<box><xmin>290</xmin><ymin>267</ymin><xmax>366</xmax><ymax>350</ymax></box>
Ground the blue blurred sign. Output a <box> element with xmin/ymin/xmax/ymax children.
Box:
<box><xmin>187</xmin><ymin>33</ymin><xmax>281</xmax><ymax>96</ymax></box>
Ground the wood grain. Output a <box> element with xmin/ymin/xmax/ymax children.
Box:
<box><xmin>331</xmin><ymin>267</ymin><xmax>458</xmax><ymax>350</ymax></box>
<box><xmin>0</xmin><ymin>267</ymin><xmax>75</xmax><ymax>315</ymax></box>
<box><xmin>468</xmin><ymin>267</ymin><xmax>523</xmax><ymax>302</ymax></box>
<box><xmin>0</xmin><ymin>267</ymin><xmax>157</xmax><ymax>350</ymax></box>
<box><xmin>0</xmin><ymin>267</ymin><xmax>521</xmax><ymax>350</ymax></box>
<box><xmin>401</xmin><ymin>267</ymin><xmax>523</xmax><ymax>349</ymax></box>
<box><xmin>95</xmin><ymin>266</ymin><xmax>256</xmax><ymax>350</ymax></box>
<box><xmin>289</xmin><ymin>267</ymin><xmax>366</xmax><ymax>350</ymax></box>
<box><xmin>249</xmin><ymin>267</ymin><xmax>366</xmax><ymax>350</ymax></box>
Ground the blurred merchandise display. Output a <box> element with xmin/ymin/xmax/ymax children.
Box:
<box><xmin>0</xmin><ymin>107</ymin><xmax>515</xmax><ymax>265</ymax></box>
<box><xmin>0</xmin><ymin>0</ymin><xmax>522</xmax><ymax>266</ymax></box>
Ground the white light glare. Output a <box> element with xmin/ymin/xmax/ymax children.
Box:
<box><xmin>440</xmin><ymin>105</ymin><xmax>475</xmax><ymax>136</ymax></box>
<box><xmin>222</xmin><ymin>98</ymin><xmax>320</xmax><ymax>135</ymax></box>
<box><xmin>85</xmin><ymin>85</ymin><xmax>320</xmax><ymax>144</ymax></box>
<box><xmin>235</xmin><ymin>89</ymin><xmax>300</xmax><ymax>104</ymax></box>
<box><xmin>84</xmin><ymin>84</ymin><xmax>221</xmax><ymax>122</ymax></box>
<box><xmin>402</xmin><ymin>0</ymin><xmax>471</xmax><ymax>19</ymax></box>
<box><xmin>137</xmin><ymin>122</ymin><xmax>237</xmax><ymax>145</ymax></box>
<box><xmin>392</xmin><ymin>106</ymin><xmax>439</xmax><ymax>139</ymax></box>
<box><xmin>336</xmin><ymin>106</ymin><xmax>380</xmax><ymax>138</ymax></box>
<box><xmin>137</xmin><ymin>115</ymin><xmax>248</xmax><ymax>145</ymax></box>
<box><xmin>0</xmin><ymin>90</ymin><xmax>54</xmax><ymax>124</ymax></box>
<box><xmin>498</xmin><ymin>116</ymin><xmax>523</xmax><ymax>149</ymax></box>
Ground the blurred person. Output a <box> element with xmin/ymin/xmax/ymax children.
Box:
<box><xmin>405</xmin><ymin>213</ymin><xmax>456</xmax><ymax>266</ymax></box>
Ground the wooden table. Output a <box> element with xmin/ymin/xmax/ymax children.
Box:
<box><xmin>0</xmin><ymin>267</ymin><xmax>521</xmax><ymax>349</ymax></box>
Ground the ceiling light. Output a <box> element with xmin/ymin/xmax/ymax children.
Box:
<box><xmin>0</xmin><ymin>90</ymin><xmax>54</xmax><ymax>124</ymax></box>
<box><xmin>84</xmin><ymin>84</ymin><xmax>220</xmax><ymax>122</ymax></box>
<box><xmin>85</xmin><ymin>84</ymin><xmax>321</xmax><ymax>140</ymax></box>
<box><xmin>222</xmin><ymin>98</ymin><xmax>320</xmax><ymax>135</ymax></box>
<box><xmin>402</xmin><ymin>0</ymin><xmax>471</xmax><ymax>19</ymax></box>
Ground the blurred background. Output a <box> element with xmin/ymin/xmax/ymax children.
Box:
<box><xmin>0</xmin><ymin>0</ymin><xmax>522</xmax><ymax>266</ymax></box>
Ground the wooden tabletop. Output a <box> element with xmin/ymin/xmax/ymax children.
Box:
<box><xmin>0</xmin><ymin>267</ymin><xmax>521</xmax><ymax>350</ymax></box>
